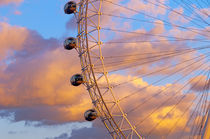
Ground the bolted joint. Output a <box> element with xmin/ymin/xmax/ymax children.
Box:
<box><xmin>98</xmin><ymin>12</ymin><xmax>102</xmax><ymax>15</ymax></box>
<box><xmin>97</xmin><ymin>26</ymin><xmax>101</xmax><ymax>30</ymax></box>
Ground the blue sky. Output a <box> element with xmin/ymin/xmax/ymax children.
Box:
<box><xmin>0</xmin><ymin>0</ymin><xmax>72</xmax><ymax>39</ymax></box>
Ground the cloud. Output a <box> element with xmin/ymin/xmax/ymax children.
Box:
<box><xmin>45</xmin><ymin>121</ymin><xmax>109</xmax><ymax>139</ymax></box>
<box><xmin>8</xmin><ymin>131</ymin><xmax>17</xmax><ymax>135</ymax></box>
<box><xmin>69</xmin><ymin>127</ymin><xmax>109</xmax><ymax>139</ymax></box>
<box><xmin>168</xmin><ymin>7</ymin><xmax>189</xmax><ymax>24</ymax></box>
<box><xmin>190</xmin><ymin>75</ymin><xmax>209</xmax><ymax>92</ymax></box>
<box><xmin>199</xmin><ymin>8</ymin><xmax>210</xmax><ymax>19</ymax></box>
<box><xmin>0</xmin><ymin>22</ymin><xmax>92</xmax><ymax>124</ymax></box>
<box><xmin>0</xmin><ymin>0</ymin><xmax>23</xmax><ymax>6</ymax></box>
<box><xmin>14</xmin><ymin>10</ymin><xmax>22</xmax><ymax>15</ymax></box>
<box><xmin>127</xmin><ymin>0</ymin><xmax>167</xmax><ymax>16</ymax></box>
<box><xmin>66</xmin><ymin>17</ymin><xmax>77</xmax><ymax>31</ymax></box>
<box><xmin>0</xmin><ymin>22</ymin><xmax>29</xmax><ymax>62</ymax></box>
<box><xmin>50</xmin><ymin>133</ymin><xmax>69</xmax><ymax>139</ymax></box>
<box><xmin>84</xmin><ymin>68</ymin><xmax>202</xmax><ymax>138</ymax></box>
<box><xmin>69</xmin><ymin>121</ymin><xmax>109</xmax><ymax>139</ymax></box>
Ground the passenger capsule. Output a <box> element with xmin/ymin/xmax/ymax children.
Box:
<box><xmin>64</xmin><ymin>1</ymin><xmax>77</xmax><ymax>14</ymax></box>
<box><xmin>70</xmin><ymin>74</ymin><xmax>84</xmax><ymax>86</ymax></box>
<box><xmin>84</xmin><ymin>109</ymin><xmax>98</xmax><ymax>121</ymax></box>
<box><xmin>64</xmin><ymin>37</ymin><xmax>77</xmax><ymax>50</ymax></box>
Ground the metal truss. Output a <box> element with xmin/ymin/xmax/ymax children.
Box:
<box><xmin>76</xmin><ymin>0</ymin><xmax>143</xmax><ymax>138</ymax></box>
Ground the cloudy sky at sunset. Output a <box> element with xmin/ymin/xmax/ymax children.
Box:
<box><xmin>0</xmin><ymin>0</ymin><xmax>209</xmax><ymax>139</ymax></box>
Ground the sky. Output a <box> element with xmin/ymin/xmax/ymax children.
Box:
<box><xmin>0</xmin><ymin>0</ymin><xmax>209</xmax><ymax>139</ymax></box>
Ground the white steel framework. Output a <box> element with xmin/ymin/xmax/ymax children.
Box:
<box><xmin>76</xmin><ymin>0</ymin><xmax>143</xmax><ymax>138</ymax></box>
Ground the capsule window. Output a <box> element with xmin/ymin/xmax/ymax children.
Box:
<box><xmin>64</xmin><ymin>1</ymin><xmax>77</xmax><ymax>14</ymax></box>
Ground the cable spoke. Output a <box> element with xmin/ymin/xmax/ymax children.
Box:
<box><xmin>118</xmin><ymin>55</ymin><xmax>209</xmax><ymax>102</ymax></box>
<box><xmin>134</xmin><ymin>65</ymin><xmax>209</xmax><ymax>128</ymax></box>
<box><xmin>146</xmin><ymin>70</ymin><xmax>209</xmax><ymax>137</ymax></box>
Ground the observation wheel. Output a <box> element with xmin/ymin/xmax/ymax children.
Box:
<box><xmin>64</xmin><ymin>0</ymin><xmax>210</xmax><ymax>139</ymax></box>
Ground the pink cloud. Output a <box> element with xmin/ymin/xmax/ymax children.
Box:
<box><xmin>0</xmin><ymin>22</ymin><xmax>91</xmax><ymax>124</ymax></box>
<box><xmin>168</xmin><ymin>7</ymin><xmax>189</xmax><ymax>24</ymax></box>
<box><xmin>190</xmin><ymin>75</ymin><xmax>209</xmax><ymax>92</ymax></box>
<box><xmin>14</xmin><ymin>10</ymin><xmax>22</xmax><ymax>15</ymax></box>
<box><xmin>0</xmin><ymin>22</ymin><xmax>28</xmax><ymax>62</ymax></box>
<box><xmin>0</xmin><ymin>0</ymin><xmax>23</xmax><ymax>6</ymax></box>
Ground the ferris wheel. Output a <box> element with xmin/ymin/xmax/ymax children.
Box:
<box><xmin>63</xmin><ymin>0</ymin><xmax>209</xmax><ymax>139</ymax></box>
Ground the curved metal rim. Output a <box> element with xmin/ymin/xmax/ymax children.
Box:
<box><xmin>77</xmin><ymin>0</ymin><xmax>143</xmax><ymax>138</ymax></box>
<box><xmin>83</xmin><ymin>0</ymin><xmax>126</xmax><ymax>138</ymax></box>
